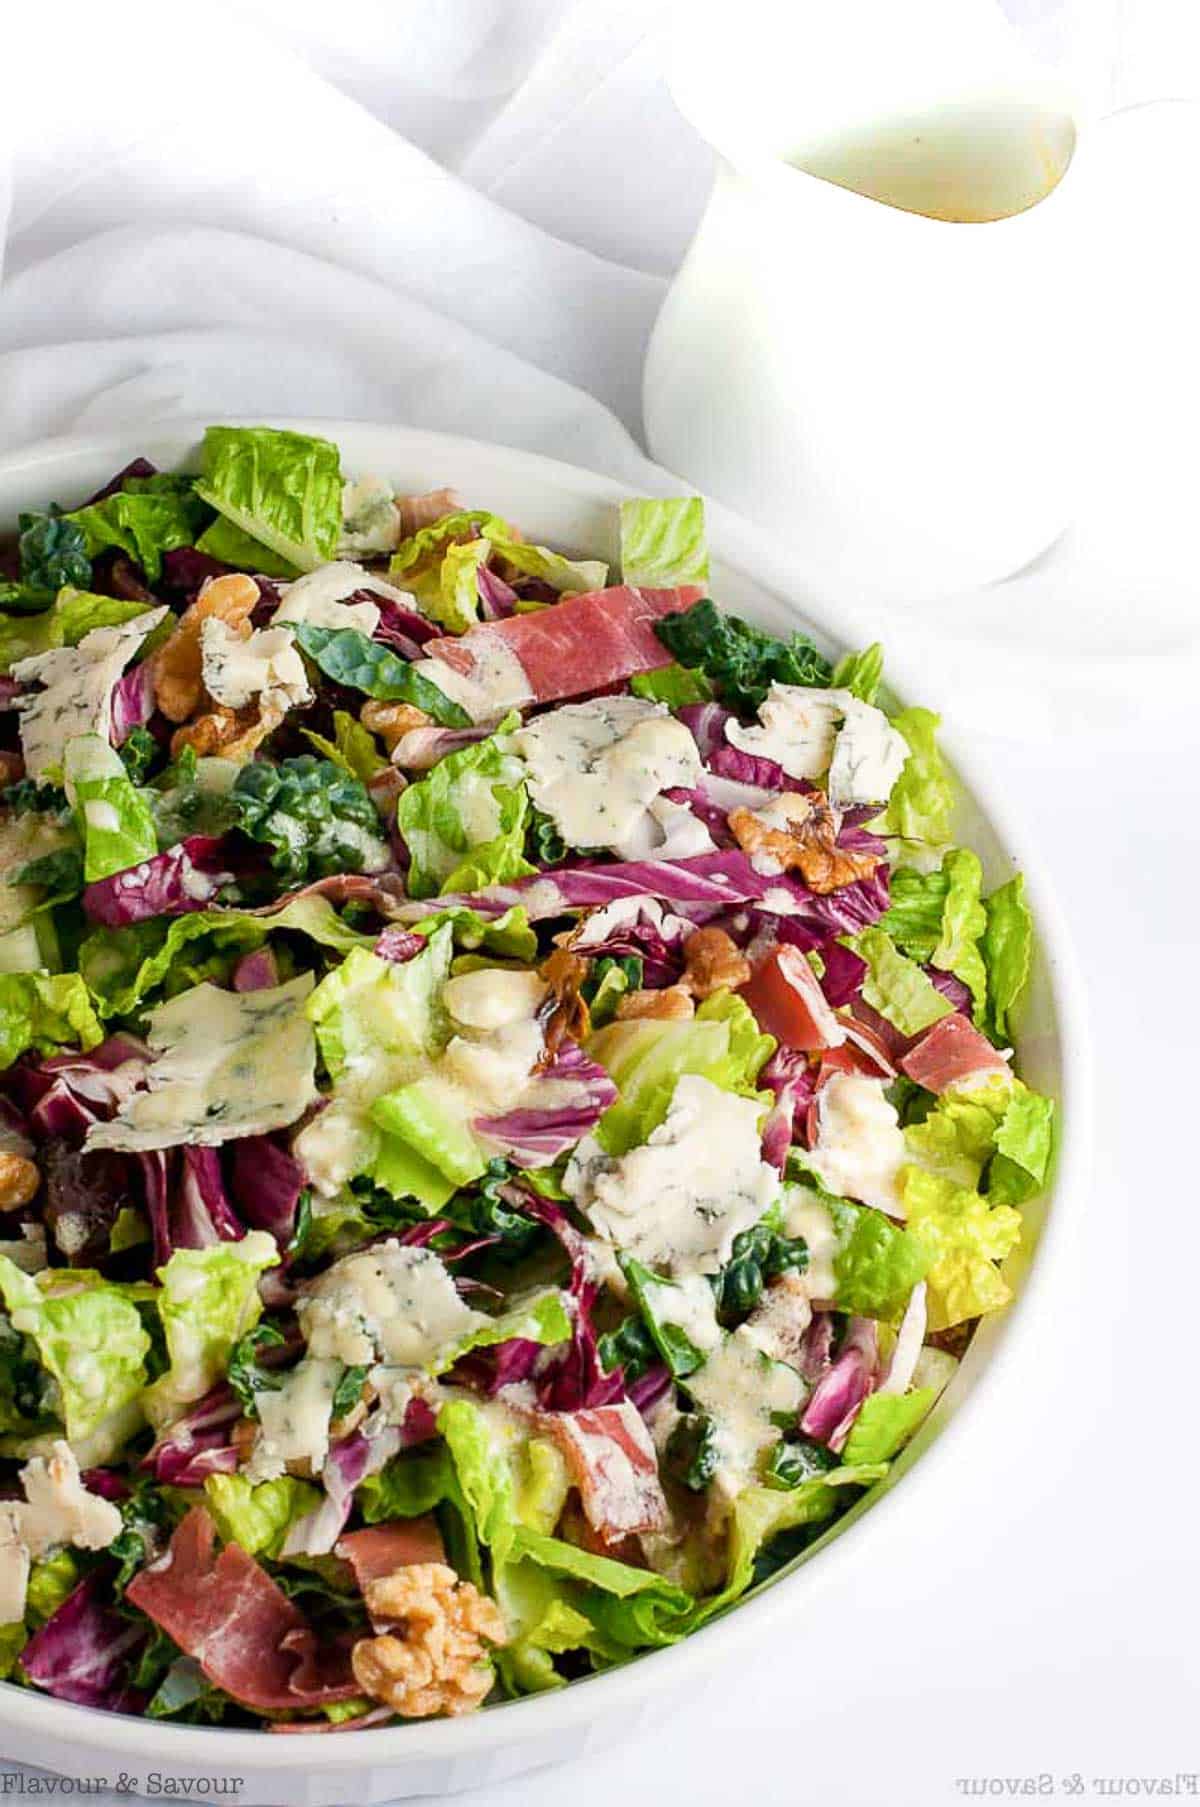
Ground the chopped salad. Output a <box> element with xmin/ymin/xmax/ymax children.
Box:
<box><xmin>0</xmin><ymin>427</ymin><xmax>1053</xmax><ymax>1729</ymax></box>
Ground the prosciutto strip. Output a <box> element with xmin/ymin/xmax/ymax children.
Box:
<box><xmin>426</xmin><ymin>582</ymin><xmax>704</xmax><ymax>706</ymax></box>
<box><xmin>336</xmin><ymin>1518</ymin><xmax>445</xmax><ymax>1590</ymax></box>
<box><xmin>900</xmin><ymin>1012</ymin><xmax>1010</xmax><ymax>1094</ymax></box>
<box><xmin>544</xmin><ymin>1401</ymin><xmax>669</xmax><ymax>1542</ymax></box>
<box><xmin>126</xmin><ymin>1508</ymin><xmax>359</xmax><ymax>1711</ymax></box>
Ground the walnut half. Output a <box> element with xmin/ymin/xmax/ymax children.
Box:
<box><xmin>728</xmin><ymin>790</ymin><xmax>882</xmax><ymax>895</ymax></box>
<box><xmin>351</xmin><ymin>1563</ymin><xmax>506</xmax><ymax>1719</ymax></box>
<box><xmin>0</xmin><ymin>1153</ymin><xmax>39</xmax><ymax>1212</ymax></box>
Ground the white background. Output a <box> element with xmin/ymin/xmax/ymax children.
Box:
<box><xmin>2</xmin><ymin>3</ymin><xmax>1199</xmax><ymax>1803</ymax></box>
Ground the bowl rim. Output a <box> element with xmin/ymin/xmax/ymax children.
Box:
<box><xmin>0</xmin><ymin>417</ymin><xmax>1093</xmax><ymax>1773</ymax></box>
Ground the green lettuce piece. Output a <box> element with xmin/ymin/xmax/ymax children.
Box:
<box><xmin>371</xmin><ymin>1077</ymin><xmax>488</xmax><ymax>1192</ymax></box>
<box><xmin>619</xmin><ymin>1258</ymin><xmax>712</xmax><ymax>1379</ymax></box>
<box><xmin>981</xmin><ymin>874</ymin><xmax>1033</xmax><ymax>1041</ymax></box>
<box><xmin>849</xmin><ymin>926</ymin><xmax>953</xmax><ymax>1037</ymax></box>
<box><xmin>193</xmin><ymin>426</ymin><xmax>343</xmax><ymax>573</ymax></box>
<box><xmin>79</xmin><ymin>893</ymin><xmax>375</xmax><ymax>1020</ymax></box>
<box><xmin>511</xmin><ymin>1526</ymin><xmax>692</xmax><ymax>1651</ymax></box>
<box><xmin>307</xmin><ymin>927</ymin><xmax>451</xmax><ymax>1083</ymax></box>
<box><xmin>359</xmin><ymin>1445</ymin><xmax>458</xmax><ymax>1523</ymax></box>
<box><xmin>0</xmin><ymin>588</ymin><xmax>154</xmax><ymax>674</ymax></box>
<box><xmin>290</xmin><ymin>623</ymin><xmax>469</xmax><ymax>728</ymax></box>
<box><xmin>990</xmin><ymin>1084</ymin><xmax>1054</xmax><ymax>1206</ymax></box>
<box><xmin>619</xmin><ymin>497</ymin><xmax>708</xmax><ymax>587</ymax></box>
<box><xmin>830</xmin><ymin>642</ymin><xmax>884</xmax><ymax>704</ymax></box>
<box><xmin>397</xmin><ymin>722</ymin><xmax>533</xmax><ymax>899</ymax></box>
<box><xmin>874</xmin><ymin>707</ymin><xmax>954</xmax><ymax>857</ymax></box>
<box><xmin>493</xmin><ymin>538</ymin><xmax>607</xmax><ymax>597</ymax></box>
<box><xmin>300</xmin><ymin>709</ymin><xmax>387</xmax><ymax>782</ymax></box>
<box><xmin>146</xmin><ymin>1234</ymin><xmax>280</xmax><ymax>1428</ymax></box>
<box><xmin>694</xmin><ymin>1465</ymin><xmax>887</xmax><ymax>1622</ymax></box>
<box><xmin>0</xmin><ymin>972</ymin><xmax>103</xmax><ymax>1070</ymax></box>
<box><xmin>63</xmin><ymin>735</ymin><xmax>157</xmax><ymax>883</ymax></box>
<box><xmin>409</xmin><ymin>903</ymin><xmax>537</xmax><ymax>964</ymax></box>
<box><xmin>880</xmin><ymin>865</ymin><xmax>946</xmax><ymax>960</ymax></box>
<box><xmin>588</xmin><ymin>991</ymin><xmax>773</xmax><ymax>1156</ymax></box>
<box><xmin>841</xmin><ymin>1389</ymin><xmax>936</xmax><ymax>1464</ymax></box>
<box><xmin>203</xmin><ymin>1473</ymin><xmax>321</xmax><ymax>1557</ymax></box>
<box><xmin>434</xmin><ymin>1291</ymin><xmax>571</xmax><ymax>1374</ymax></box>
<box><xmin>629</xmin><ymin>663</ymin><xmax>713</xmax><ymax>707</ymax></box>
<box><xmin>0</xmin><ymin>1258</ymin><xmax>151</xmax><ymax>1442</ymax></box>
<box><xmin>829</xmin><ymin>1195</ymin><xmax>932</xmax><ymax>1318</ymax></box>
<box><xmin>905</xmin><ymin>1075</ymin><xmax>1053</xmax><ymax>1206</ymax></box>
<box><xmin>66</xmin><ymin>481</ymin><xmax>207</xmax><ymax>583</ymax></box>
<box><xmin>193</xmin><ymin>513</ymin><xmax>301</xmax><ymax>580</ymax></box>
<box><xmin>0</xmin><ymin>811</ymin><xmax>78</xmax><ymax>939</ymax></box>
<box><xmin>0</xmin><ymin>1623</ymin><xmax>25</xmax><ymax>1676</ymax></box>
<box><xmin>901</xmin><ymin>1165</ymin><xmax>1022</xmax><ymax>1330</ymax></box>
<box><xmin>388</xmin><ymin>510</ymin><xmax>511</xmax><ymax>599</ymax></box>
<box><xmin>428</xmin><ymin>538</ymin><xmax>491</xmax><ymax>634</ymax></box>
<box><xmin>931</xmin><ymin>849</ymin><xmax>988</xmax><ymax>1018</ymax></box>
<box><xmin>26</xmin><ymin>1550</ymin><xmax>83</xmax><ymax>1627</ymax></box>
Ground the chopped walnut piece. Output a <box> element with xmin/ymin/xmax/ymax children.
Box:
<box><xmin>615</xmin><ymin>985</ymin><xmax>695</xmax><ymax>1022</ymax></box>
<box><xmin>538</xmin><ymin>948</ymin><xmax>590</xmax><ymax>1056</ymax></box>
<box><xmin>680</xmin><ymin>926</ymin><xmax>752</xmax><ymax>999</ymax></box>
<box><xmin>230</xmin><ymin>1416</ymin><xmax>258</xmax><ymax>1464</ymax></box>
<box><xmin>170</xmin><ymin>701</ymin><xmax>284</xmax><ymax>764</ymax></box>
<box><xmin>0</xmin><ymin>1153</ymin><xmax>39</xmax><ymax>1212</ymax></box>
<box><xmin>352</xmin><ymin>1563</ymin><xmax>506</xmax><ymax>1719</ymax></box>
<box><xmin>153</xmin><ymin>573</ymin><xmax>261</xmax><ymax>723</ymax></box>
<box><xmin>361</xmin><ymin>700</ymin><xmax>433</xmax><ymax>753</ymax></box>
<box><xmin>728</xmin><ymin>789</ymin><xmax>882</xmax><ymax>895</ymax></box>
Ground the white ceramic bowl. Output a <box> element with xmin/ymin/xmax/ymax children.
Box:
<box><xmin>0</xmin><ymin>421</ymin><xmax>1091</xmax><ymax>1803</ymax></box>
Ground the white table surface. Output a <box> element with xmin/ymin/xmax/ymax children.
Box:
<box><xmin>2</xmin><ymin>4</ymin><xmax>1199</xmax><ymax>1803</ymax></box>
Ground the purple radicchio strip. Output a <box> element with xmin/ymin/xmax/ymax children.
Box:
<box><xmin>374</xmin><ymin>927</ymin><xmax>428</xmax><ymax>963</ymax></box>
<box><xmin>109</xmin><ymin>660</ymin><xmax>156</xmax><ymax>746</ymax></box>
<box><xmin>476</xmin><ymin>565</ymin><xmax>519</xmax><ymax>620</ymax></box>
<box><xmin>232</xmin><ymin>946</ymin><xmax>280</xmax><ymax>992</ymax></box>
<box><xmin>800</xmin><ymin>1317</ymin><xmax>880</xmax><ymax>1452</ymax></box>
<box><xmin>759</xmin><ymin>1047</ymin><xmax>820</xmax><ymax>1169</ymax></box>
<box><xmin>473</xmin><ymin>1039</ymin><xmax>617</xmax><ymax>1168</ymax></box>
<box><xmin>82</xmin><ymin>836</ymin><xmax>232</xmax><ymax>926</ymax></box>
<box><xmin>228</xmin><ymin>1135</ymin><xmax>306</xmax><ymax>1246</ymax></box>
<box><xmin>20</xmin><ymin>1573</ymin><xmax>148</xmax><ymax>1711</ymax></box>
<box><xmin>927</xmin><ymin>967</ymin><xmax>972</xmax><ymax>1014</ymax></box>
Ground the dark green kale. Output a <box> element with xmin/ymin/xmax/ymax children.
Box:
<box><xmin>17</xmin><ymin>508</ymin><xmax>92</xmax><ymax>593</ymax></box>
<box><xmin>108</xmin><ymin>1485</ymin><xmax>172</xmax><ymax>1594</ymax></box>
<box><xmin>664</xmin><ymin>1412</ymin><xmax>720</xmax><ymax>1492</ymax></box>
<box><xmin>655</xmin><ymin>598</ymin><xmax>831</xmax><ymax>716</ymax></box>
<box><xmin>763</xmin><ymin>1436</ymin><xmax>837</xmax><ymax>1492</ymax></box>
<box><xmin>117</xmin><ymin>725</ymin><xmax>162</xmax><ymax>784</ymax></box>
<box><xmin>597</xmin><ymin>1314</ymin><xmax>658</xmax><ymax>1384</ymax></box>
<box><xmin>2</xmin><ymin>776</ymin><xmax>69</xmax><ymax>816</ymax></box>
<box><xmin>226</xmin><ymin>1322</ymin><xmax>287</xmax><ymax>1419</ymax></box>
<box><xmin>710</xmin><ymin>1223</ymin><xmax>809</xmax><ymax>1326</ymax></box>
<box><xmin>13</xmin><ymin>846</ymin><xmax>85</xmax><ymax>903</ymax></box>
<box><xmin>290</xmin><ymin>623</ymin><xmax>470</xmax><ymax>727</ymax></box>
<box><xmin>229</xmin><ymin>755</ymin><xmax>385</xmax><ymax>890</ymax></box>
<box><xmin>526</xmin><ymin>803</ymin><xmax>568</xmax><ymax>867</ymax></box>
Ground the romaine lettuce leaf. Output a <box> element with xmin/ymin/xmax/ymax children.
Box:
<box><xmin>67</xmin><ymin>482</ymin><xmax>207</xmax><ymax>583</ymax></box>
<box><xmin>300</xmin><ymin>710</ymin><xmax>388</xmax><ymax>782</ymax></box>
<box><xmin>0</xmin><ymin>1257</ymin><xmax>151</xmax><ymax>1443</ymax></box>
<box><xmin>830</xmin><ymin>642</ymin><xmax>884</xmax><ymax>705</ymax></box>
<box><xmin>64</xmin><ymin>735</ymin><xmax>157</xmax><ymax>883</ymax></box>
<box><xmin>203</xmin><ymin>1473</ymin><xmax>320</xmax><ymax>1557</ymax></box>
<box><xmin>981</xmin><ymin>874</ymin><xmax>1033</xmax><ymax>1041</ymax></box>
<box><xmin>990</xmin><ymin>1083</ymin><xmax>1054</xmax><ymax>1206</ymax></box>
<box><xmin>145</xmin><ymin>1233</ymin><xmax>280</xmax><ymax>1428</ymax></box>
<box><xmin>901</xmin><ymin>1165</ymin><xmax>1022</xmax><ymax>1330</ymax></box>
<box><xmin>0</xmin><ymin>972</ymin><xmax>103</xmax><ymax>1071</ymax></box>
<box><xmin>193</xmin><ymin>514</ymin><xmax>301</xmax><ymax>580</ymax></box>
<box><xmin>306</xmin><ymin>927</ymin><xmax>452</xmax><ymax>1083</ymax></box>
<box><xmin>840</xmin><ymin>1388</ymin><xmax>936</xmax><ymax>1464</ymax></box>
<box><xmin>587</xmin><ymin>991</ymin><xmax>774</xmax><ymax>1156</ymax></box>
<box><xmin>629</xmin><ymin>664</ymin><xmax>713</xmax><ymax>707</ymax></box>
<box><xmin>388</xmin><ymin>510</ymin><xmax>510</xmax><ymax>599</ymax></box>
<box><xmin>193</xmin><ymin>427</ymin><xmax>343</xmax><ymax>574</ymax></box>
<box><xmin>0</xmin><ymin>589</ymin><xmax>155</xmax><ymax>674</ymax></box>
<box><xmin>932</xmin><ymin>849</ymin><xmax>988</xmax><ymax>1017</ymax></box>
<box><xmin>873</xmin><ymin>706</ymin><xmax>954</xmax><ymax>860</ymax></box>
<box><xmin>619</xmin><ymin>498</ymin><xmax>708</xmax><ymax>588</ymax></box>
<box><xmin>408</xmin><ymin>903</ymin><xmax>537</xmax><ymax>964</ymax></box>
<box><xmin>904</xmin><ymin>1075</ymin><xmax>1053</xmax><ymax>1205</ymax></box>
<box><xmin>397</xmin><ymin>723</ymin><xmax>533</xmax><ymax>899</ymax></box>
<box><xmin>848</xmin><ymin>926</ymin><xmax>953</xmax><ymax>1036</ymax></box>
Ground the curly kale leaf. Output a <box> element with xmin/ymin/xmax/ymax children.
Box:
<box><xmin>230</xmin><ymin>755</ymin><xmax>388</xmax><ymax>890</ymax></box>
<box><xmin>655</xmin><ymin>598</ymin><xmax>831</xmax><ymax>716</ymax></box>
<box><xmin>17</xmin><ymin>509</ymin><xmax>92</xmax><ymax>593</ymax></box>
<box><xmin>710</xmin><ymin>1223</ymin><xmax>809</xmax><ymax>1326</ymax></box>
<box><xmin>117</xmin><ymin>725</ymin><xmax>163</xmax><ymax>784</ymax></box>
<box><xmin>290</xmin><ymin>623</ymin><xmax>470</xmax><ymax>727</ymax></box>
<box><xmin>226</xmin><ymin>1322</ymin><xmax>286</xmax><ymax>1420</ymax></box>
<box><xmin>525</xmin><ymin>803</ymin><xmax>568</xmax><ymax>867</ymax></box>
<box><xmin>597</xmin><ymin>1313</ymin><xmax>658</xmax><ymax>1384</ymax></box>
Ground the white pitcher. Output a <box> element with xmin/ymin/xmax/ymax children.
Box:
<box><xmin>643</xmin><ymin>0</ymin><xmax>1085</xmax><ymax>599</ymax></box>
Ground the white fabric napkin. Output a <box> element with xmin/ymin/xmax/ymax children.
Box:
<box><xmin>2</xmin><ymin>0</ymin><xmax>1198</xmax><ymax>750</ymax></box>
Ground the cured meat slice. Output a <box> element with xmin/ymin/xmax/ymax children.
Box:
<box><xmin>335</xmin><ymin>1518</ymin><xmax>445</xmax><ymax>1589</ymax></box>
<box><xmin>900</xmin><ymin>1012</ymin><xmax>1010</xmax><ymax>1094</ymax></box>
<box><xmin>544</xmin><ymin>1401</ymin><xmax>668</xmax><ymax>1542</ymax></box>
<box><xmin>740</xmin><ymin>945</ymin><xmax>846</xmax><ymax>1052</ymax></box>
<box><xmin>426</xmin><ymin>583</ymin><xmax>704</xmax><ymax>708</ymax></box>
<box><xmin>126</xmin><ymin>1507</ymin><xmax>359</xmax><ymax>1710</ymax></box>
